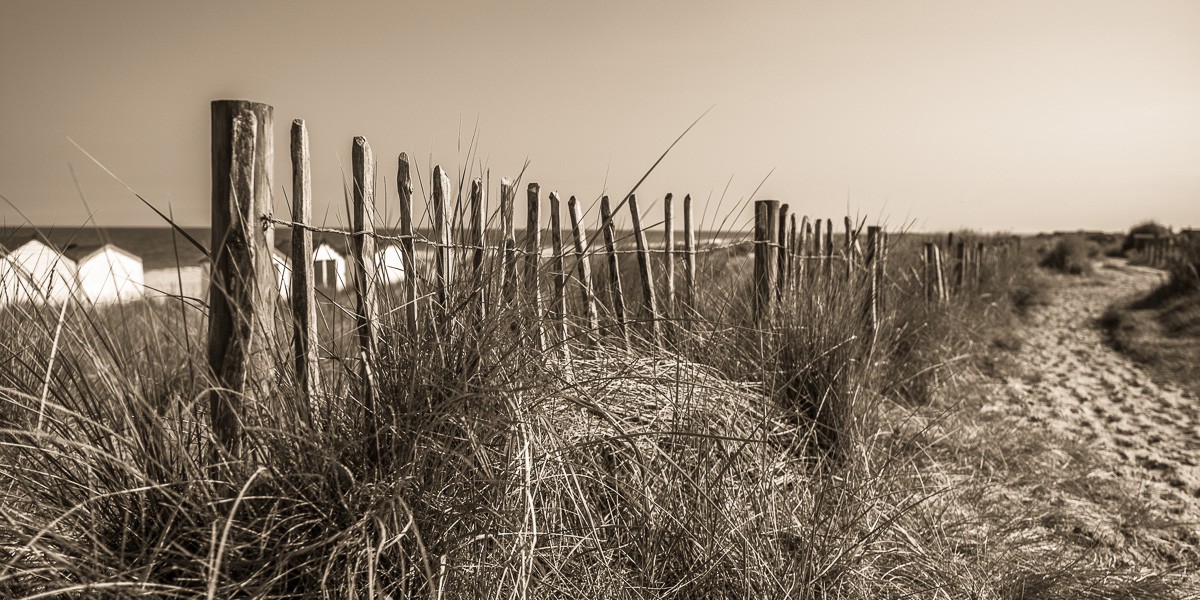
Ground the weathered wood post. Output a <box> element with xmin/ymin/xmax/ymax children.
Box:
<box><xmin>777</xmin><ymin>203</ymin><xmax>790</xmax><ymax>297</ymax></box>
<box><xmin>813</xmin><ymin>218</ymin><xmax>824</xmax><ymax>278</ymax></box>
<box><xmin>975</xmin><ymin>241</ymin><xmax>985</xmax><ymax>288</ymax></box>
<box><xmin>663</xmin><ymin>193</ymin><xmax>676</xmax><ymax>326</ymax></box>
<box><xmin>289</xmin><ymin>119</ymin><xmax>318</xmax><ymax>421</ymax></box>
<box><xmin>526</xmin><ymin>183</ymin><xmax>546</xmax><ymax>351</ymax></box>
<box><xmin>844</xmin><ymin>216</ymin><xmax>855</xmax><ymax>280</ymax></box>
<box><xmin>798</xmin><ymin>216</ymin><xmax>810</xmax><ymax>283</ymax></box>
<box><xmin>550</xmin><ymin>192</ymin><xmax>569</xmax><ymax>359</ymax></box>
<box><xmin>682</xmin><ymin>194</ymin><xmax>697</xmax><ymax>321</ymax></box>
<box><xmin>499</xmin><ymin>179</ymin><xmax>518</xmax><ymax>303</ymax></box>
<box><xmin>627</xmin><ymin>194</ymin><xmax>663</xmax><ymax>347</ymax></box>
<box><xmin>932</xmin><ymin>243</ymin><xmax>948</xmax><ymax>304</ymax></box>
<box><xmin>753</xmin><ymin>200</ymin><xmax>780</xmax><ymax>324</ymax></box>
<box><xmin>397</xmin><ymin>153</ymin><xmax>418</xmax><ymax>333</ymax></box>
<box><xmin>433</xmin><ymin>166</ymin><xmax>453</xmax><ymax>315</ymax></box>
<box><xmin>470</xmin><ymin>178</ymin><xmax>486</xmax><ymax>320</ymax></box>
<box><xmin>824</xmin><ymin>218</ymin><xmax>834</xmax><ymax>279</ymax></box>
<box><xmin>352</xmin><ymin>136</ymin><xmax>380</xmax><ymax>450</ymax></box>
<box><xmin>600</xmin><ymin>196</ymin><xmax>630</xmax><ymax>348</ymax></box>
<box><xmin>567</xmin><ymin>196</ymin><xmax>599</xmax><ymax>345</ymax></box>
<box><xmin>208</xmin><ymin>100</ymin><xmax>276</xmax><ymax>458</ymax></box>
<box><xmin>955</xmin><ymin>240</ymin><xmax>967</xmax><ymax>293</ymax></box>
<box><xmin>865</xmin><ymin>226</ymin><xmax>881</xmax><ymax>345</ymax></box>
<box><xmin>787</xmin><ymin>212</ymin><xmax>798</xmax><ymax>288</ymax></box>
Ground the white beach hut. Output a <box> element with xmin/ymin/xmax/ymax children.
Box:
<box><xmin>2</xmin><ymin>240</ymin><xmax>77</xmax><ymax>305</ymax></box>
<box><xmin>64</xmin><ymin>243</ymin><xmax>144</xmax><ymax>304</ymax></box>
<box><xmin>375</xmin><ymin>243</ymin><xmax>406</xmax><ymax>285</ymax></box>
<box><xmin>313</xmin><ymin>242</ymin><xmax>348</xmax><ymax>290</ymax></box>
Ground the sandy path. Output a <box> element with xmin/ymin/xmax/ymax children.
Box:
<box><xmin>1004</xmin><ymin>259</ymin><xmax>1200</xmax><ymax>519</ymax></box>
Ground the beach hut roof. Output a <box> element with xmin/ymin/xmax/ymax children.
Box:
<box><xmin>62</xmin><ymin>242</ymin><xmax>142</xmax><ymax>265</ymax></box>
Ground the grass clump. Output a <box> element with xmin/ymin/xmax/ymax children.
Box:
<box><xmin>1040</xmin><ymin>235</ymin><xmax>1097</xmax><ymax>275</ymax></box>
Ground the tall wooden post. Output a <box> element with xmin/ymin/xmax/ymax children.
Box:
<box><xmin>397</xmin><ymin>153</ymin><xmax>418</xmax><ymax>333</ymax></box>
<box><xmin>208</xmin><ymin>100</ymin><xmax>275</xmax><ymax>458</ymax></box>
<box><xmin>549</xmin><ymin>192</ymin><xmax>569</xmax><ymax>359</ymax></box>
<box><xmin>777</xmin><ymin>203</ymin><xmax>790</xmax><ymax>297</ymax></box>
<box><xmin>600</xmin><ymin>196</ymin><xmax>630</xmax><ymax>348</ymax></box>
<box><xmin>682</xmin><ymin>194</ymin><xmax>697</xmax><ymax>319</ymax></box>
<box><xmin>787</xmin><ymin>213</ymin><xmax>798</xmax><ymax>288</ymax></box>
<box><xmin>433</xmin><ymin>166</ymin><xmax>453</xmax><ymax>314</ymax></box>
<box><xmin>526</xmin><ymin>183</ymin><xmax>546</xmax><ymax>351</ymax></box>
<box><xmin>823</xmin><ymin>218</ymin><xmax>834</xmax><ymax>279</ymax></box>
<box><xmin>351</xmin><ymin>137</ymin><xmax>380</xmax><ymax>455</ymax></box>
<box><xmin>955</xmin><ymin>240</ymin><xmax>967</xmax><ymax>293</ymax></box>
<box><xmin>932</xmin><ymin>243</ymin><xmax>947</xmax><ymax>305</ymax></box>
<box><xmin>663</xmin><ymin>193</ymin><xmax>676</xmax><ymax>323</ymax></box>
<box><xmin>289</xmin><ymin>119</ymin><xmax>318</xmax><ymax>421</ymax></box>
<box><xmin>813</xmin><ymin>218</ymin><xmax>824</xmax><ymax>278</ymax></box>
<box><xmin>865</xmin><ymin>226</ymin><xmax>881</xmax><ymax>345</ymax></box>
<box><xmin>499</xmin><ymin>179</ymin><xmax>518</xmax><ymax>304</ymax></box>
<box><xmin>844</xmin><ymin>216</ymin><xmax>854</xmax><ymax>280</ymax></box>
<box><xmin>628</xmin><ymin>194</ymin><xmax>662</xmax><ymax>347</ymax></box>
<box><xmin>753</xmin><ymin>200</ymin><xmax>780</xmax><ymax>323</ymax></box>
<box><xmin>470</xmin><ymin>178</ymin><xmax>486</xmax><ymax>320</ymax></box>
<box><xmin>567</xmin><ymin>196</ymin><xmax>599</xmax><ymax>345</ymax></box>
<box><xmin>798</xmin><ymin>216</ymin><xmax>810</xmax><ymax>283</ymax></box>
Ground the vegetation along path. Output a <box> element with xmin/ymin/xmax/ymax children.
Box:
<box><xmin>1001</xmin><ymin>258</ymin><xmax>1200</xmax><ymax>560</ymax></box>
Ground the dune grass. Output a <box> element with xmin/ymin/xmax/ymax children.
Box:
<box><xmin>0</xmin><ymin>213</ymin><xmax>1190</xmax><ymax>598</ymax></box>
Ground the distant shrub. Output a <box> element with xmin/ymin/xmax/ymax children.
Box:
<box><xmin>1040</xmin><ymin>236</ymin><xmax>1095</xmax><ymax>275</ymax></box>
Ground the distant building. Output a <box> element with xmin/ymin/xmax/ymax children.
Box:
<box><xmin>64</xmin><ymin>243</ymin><xmax>144</xmax><ymax>304</ymax></box>
<box><xmin>1</xmin><ymin>239</ymin><xmax>77</xmax><ymax>305</ymax></box>
<box><xmin>376</xmin><ymin>243</ymin><xmax>406</xmax><ymax>285</ymax></box>
<box><xmin>313</xmin><ymin>242</ymin><xmax>348</xmax><ymax>290</ymax></box>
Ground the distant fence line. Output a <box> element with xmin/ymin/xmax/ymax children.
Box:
<box><xmin>204</xmin><ymin>99</ymin><xmax>1019</xmax><ymax>458</ymax></box>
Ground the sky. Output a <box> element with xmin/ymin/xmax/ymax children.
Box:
<box><xmin>1</xmin><ymin>0</ymin><xmax>1198</xmax><ymax>233</ymax></box>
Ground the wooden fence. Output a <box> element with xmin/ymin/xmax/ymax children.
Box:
<box><xmin>203</xmin><ymin>100</ymin><xmax>1007</xmax><ymax>456</ymax></box>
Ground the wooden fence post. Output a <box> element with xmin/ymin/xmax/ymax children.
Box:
<box><xmin>433</xmin><ymin>166</ymin><xmax>453</xmax><ymax>315</ymax></box>
<box><xmin>397</xmin><ymin>153</ymin><xmax>418</xmax><ymax>333</ymax></box>
<box><xmin>289</xmin><ymin>119</ymin><xmax>318</xmax><ymax>422</ymax></box>
<box><xmin>663</xmin><ymin>193</ymin><xmax>676</xmax><ymax>325</ymax></box>
<box><xmin>865</xmin><ymin>226</ymin><xmax>881</xmax><ymax>344</ymax></box>
<box><xmin>567</xmin><ymin>196</ymin><xmax>599</xmax><ymax>345</ymax></box>
<box><xmin>813</xmin><ymin>218</ymin><xmax>824</xmax><ymax>278</ymax></box>
<box><xmin>923</xmin><ymin>242</ymin><xmax>935</xmax><ymax>304</ymax></box>
<box><xmin>550</xmin><ymin>191</ymin><xmax>569</xmax><ymax>359</ymax></box>
<box><xmin>600</xmin><ymin>196</ymin><xmax>630</xmax><ymax>348</ymax></box>
<box><xmin>351</xmin><ymin>136</ymin><xmax>380</xmax><ymax>450</ymax></box>
<box><xmin>682</xmin><ymin>194</ymin><xmax>697</xmax><ymax>321</ymax></box>
<box><xmin>499</xmin><ymin>179</ymin><xmax>518</xmax><ymax>304</ymax></box>
<box><xmin>933</xmin><ymin>243</ymin><xmax>947</xmax><ymax>304</ymax></box>
<box><xmin>955</xmin><ymin>240</ymin><xmax>966</xmax><ymax>293</ymax></box>
<box><xmin>526</xmin><ymin>183</ymin><xmax>546</xmax><ymax>351</ymax></box>
<box><xmin>844</xmin><ymin>216</ymin><xmax>854</xmax><ymax>280</ymax></box>
<box><xmin>798</xmin><ymin>216</ymin><xmax>810</xmax><ymax>283</ymax></box>
<box><xmin>824</xmin><ymin>218</ymin><xmax>834</xmax><ymax>279</ymax></box>
<box><xmin>470</xmin><ymin>177</ymin><xmax>486</xmax><ymax>320</ymax></box>
<box><xmin>753</xmin><ymin>199</ymin><xmax>780</xmax><ymax>323</ymax></box>
<box><xmin>208</xmin><ymin>100</ymin><xmax>275</xmax><ymax>458</ymax></box>
<box><xmin>777</xmin><ymin>203</ymin><xmax>790</xmax><ymax>297</ymax></box>
<box><xmin>788</xmin><ymin>213</ymin><xmax>798</xmax><ymax>288</ymax></box>
<box><xmin>975</xmin><ymin>241</ymin><xmax>985</xmax><ymax>288</ymax></box>
<box><xmin>627</xmin><ymin>194</ymin><xmax>663</xmax><ymax>347</ymax></box>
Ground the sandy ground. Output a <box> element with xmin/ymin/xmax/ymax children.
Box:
<box><xmin>999</xmin><ymin>258</ymin><xmax>1200</xmax><ymax>550</ymax></box>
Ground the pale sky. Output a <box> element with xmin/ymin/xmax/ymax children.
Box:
<box><xmin>2</xmin><ymin>0</ymin><xmax>1197</xmax><ymax>233</ymax></box>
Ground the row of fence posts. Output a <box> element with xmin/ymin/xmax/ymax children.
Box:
<box><xmin>748</xmin><ymin>200</ymin><xmax>888</xmax><ymax>342</ymax></box>
<box><xmin>1132</xmin><ymin>234</ymin><xmax>1178</xmax><ymax>267</ymax></box>
<box><xmin>919</xmin><ymin>234</ymin><xmax>1021</xmax><ymax>308</ymax></box>
<box><xmin>205</xmin><ymin>100</ymin><xmax>889</xmax><ymax>457</ymax></box>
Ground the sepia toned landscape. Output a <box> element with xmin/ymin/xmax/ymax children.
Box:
<box><xmin>2</xmin><ymin>1</ymin><xmax>1199</xmax><ymax>598</ymax></box>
